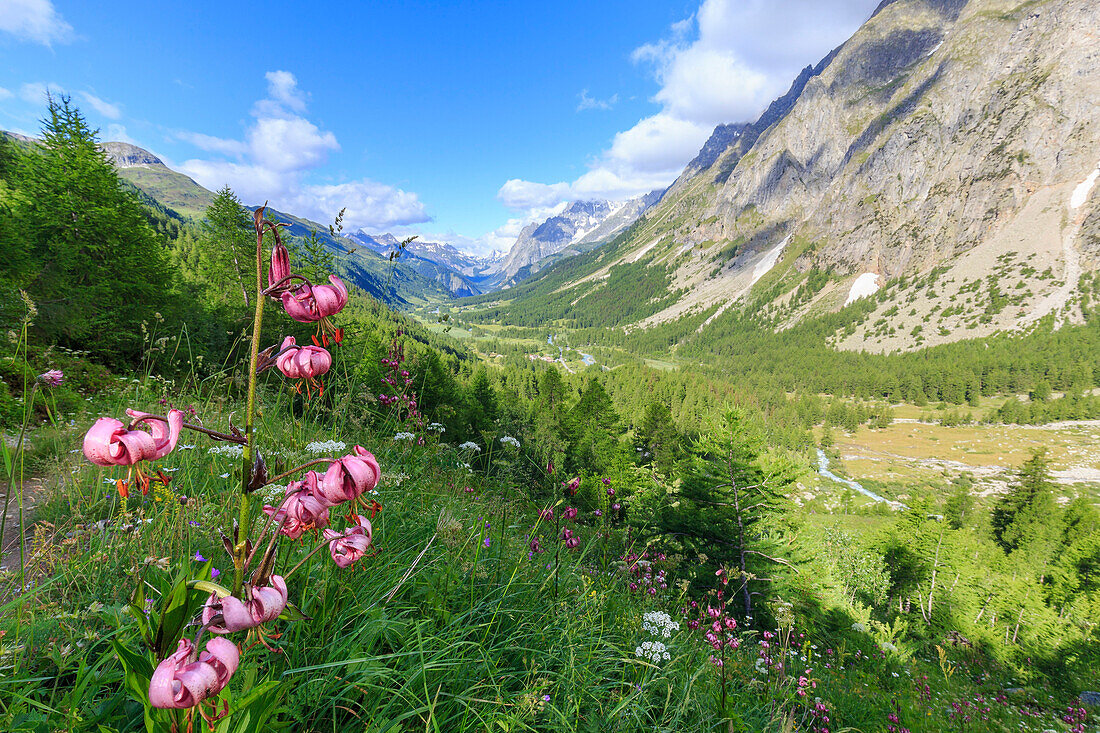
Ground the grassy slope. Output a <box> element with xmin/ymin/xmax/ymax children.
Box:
<box><xmin>2</xmin><ymin>353</ymin><xmax>1093</xmax><ymax>730</ymax></box>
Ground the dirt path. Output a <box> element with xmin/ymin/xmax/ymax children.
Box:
<box><xmin>0</xmin><ymin>477</ymin><xmax>48</xmax><ymax>573</ymax></box>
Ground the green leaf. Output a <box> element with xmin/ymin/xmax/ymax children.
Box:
<box><xmin>152</xmin><ymin>575</ymin><xmax>191</xmax><ymax>657</ymax></box>
<box><xmin>190</xmin><ymin>579</ymin><xmax>232</xmax><ymax>597</ymax></box>
<box><xmin>276</xmin><ymin>600</ymin><xmax>311</xmax><ymax>622</ymax></box>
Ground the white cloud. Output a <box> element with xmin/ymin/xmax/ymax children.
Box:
<box><xmin>497</xmin><ymin>179</ymin><xmax>571</xmax><ymax>210</ymax></box>
<box><xmin>577</xmin><ymin>89</ymin><xmax>618</xmax><ymax>112</ymax></box>
<box><xmin>0</xmin><ymin>0</ymin><xmax>73</xmax><ymax>46</ymax></box>
<box><xmin>19</xmin><ymin>81</ymin><xmax>64</xmax><ymax>105</ymax></box>
<box><xmin>172</xmin><ymin>130</ymin><xmax>248</xmax><ymax>157</ymax></box>
<box><xmin>78</xmin><ymin>91</ymin><xmax>121</xmax><ymax>120</ymax></box>
<box><xmin>0</xmin><ymin>87</ymin><xmax>12</xmax><ymax>101</ymax></box>
<box><xmin>178</xmin><ymin>71</ymin><xmax>429</xmax><ymax>231</ymax></box>
<box><xmin>497</xmin><ymin>0</ymin><xmax>876</xmax><ymax>212</ymax></box>
<box><xmin>247</xmin><ymin>116</ymin><xmax>337</xmax><ymax>172</ymax></box>
<box><xmin>105</xmin><ymin>124</ymin><xmax>135</xmax><ymax>144</ymax></box>
<box><xmin>265</xmin><ymin>70</ymin><xmax>307</xmax><ymax>112</ymax></box>
<box><xmin>294</xmin><ymin>180</ymin><xmax>429</xmax><ymax>231</ymax></box>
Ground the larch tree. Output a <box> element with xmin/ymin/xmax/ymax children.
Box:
<box><xmin>19</xmin><ymin>95</ymin><xmax>170</xmax><ymax>359</ymax></box>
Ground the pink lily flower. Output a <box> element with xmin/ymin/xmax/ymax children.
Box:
<box><xmin>202</xmin><ymin>575</ymin><xmax>289</xmax><ymax>634</ymax></box>
<box><xmin>274</xmin><ymin>335</ymin><xmax>332</xmax><ymax>399</ymax></box>
<box><xmin>82</xmin><ymin>408</ymin><xmax>184</xmax><ymax>496</ymax></box>
<box><xmin>275</xmin><ymin>336</ymin><xmax>331</xmax><ymax>380</ymax></box>
<box><xmin>281</xmin><ymin>275</ymin><xmax>348</xmax><ymax>345</ymax></box>
<box><xmin>148</xmin><ymin>637</ymin><xmax>239</xmax><ymax>709</ymax></box>
<box><xmin>323</xmin><ymin>515</ymin><xmax>373</xmax><ymax>568</ymax></box>
<box><xmin>83</xmin><ymin>408</ymin><xmax>183</xmax><ymax>466</ymax></box>
<box><xmin>37</xmin><ymin>369</ymin><xmax>64</xmax><ymax>386</ymax></box>
<box><xmin>319</xmin><ymin>446</ymin><xmax>380</xmax><ymax>505</ymax></box>
<box><xmin>262</xmin><ymin>480</ymin><xmax>330</xmax><ymax>539</ymax></box>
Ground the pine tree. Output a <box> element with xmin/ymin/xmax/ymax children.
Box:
<box><xmin>198</xmin><ymin>185</ymin><xmax>254</xmax><ymax>306</ymax></box>
<box><xmin>19</xmin><ymin>95</ymin><xmax>171</xmax><ymax>358</ymax></box>
<box><xmin>992</xmin><ymin>449</ymin><xmax>1062</xmax><ymax>577</ymax></box>
<box><xmin>635</xmin><ymin>401</ymin><xmax>682</xmax><ymax>475</ymax></box>
<box><xmin>659</xmin><ymin>409</ymin><xmax>798</xmax><ymax>617</ymax></box>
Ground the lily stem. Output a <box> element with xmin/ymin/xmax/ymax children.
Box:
<box><xmin>263</xmin><ymin>458</ymin><xmax>335</xmax><ymax>488</ymax></box>
<box><xmin>235</xmin><ymin>214</ymin><xmax>268</xmax><ymax>594</ymax></box>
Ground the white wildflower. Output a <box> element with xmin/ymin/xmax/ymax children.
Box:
<box><xmin>393</xmin><ymin>432</ymin><xmax>416</xmax><ymax>441</ymax></box>
<box><xmin>634</xmin><ymin>640</ymin><xmax>670</xmax><ymax>663</ymax></box>
<box><xmin>382</xmin><ymin>472</ymin><xmax>409</xmax><ymax>487</ymax></box>
<box><xmin>880</xmin><ymin>641</ymin><xmax>898</xmax><ymax>653</ymax></box>
<box><xmin>499</xmin><ymin>436</ymin><xmax>520</xmax><ymax>449</ymax></box>
<box><xmin>208</xmin><ymin>444</ymin><xmax>244</xmax><ymax>458</ymax></box>
<box><xmin>427</xmin><ymin>423</ymin><xmax>445</xmax><ymax>433</ymax></box>
<box><xmin>458</xmin><ymin>441</ymin><xmax>481</xmax><ymax>452</ymax></box>
<box><xmin>641</xmin><ymin>611</ymin><xmax>680</xmax><ymax>639</ymax></box>
<box><xmin>851</xmin><ymin>622</ymin><xmax>867</xmax><ymax>633</ymax></box>
<box><xmin>262</xmin><ymin>484</ymin><xmax>285</xmax><ymax>503</ymax></box>
<box><xmin>306</xmin><ymin>439</ymin><xmax>346</xmax><ymax>454</ymax></box>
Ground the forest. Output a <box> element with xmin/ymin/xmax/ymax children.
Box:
<box><xmin>0</xmin><ymin>98</ymin><xmax>1097</xmax><ymax>732</ymax></box>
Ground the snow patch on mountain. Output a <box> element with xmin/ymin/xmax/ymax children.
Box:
<box><xmin>846</xmin><ymin>273</ymin><xmax>881</xmax><ymax>305</ymax></box>
<box><xmin>1070</xmin><ymin>161</ymin><xmax>1099</xmax><ymax>209</ymax></box>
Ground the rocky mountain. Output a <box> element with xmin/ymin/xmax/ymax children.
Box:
<box><xmin>498</xmin><ymin>191</ymin><xmax>663</xmax><ymax>284</ymax></box>
<box><xmin>472</xmin><ymin>0</ymin><xmax>1100</xmax><ymax>353</ymax></box>
<box><xmin>341</xmin><ymin>231</ymin><xmax>505</xmax><ymax>297</ymax></box>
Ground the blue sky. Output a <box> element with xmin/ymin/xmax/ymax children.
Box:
<box><xmin>0</xmin><ymin>0</ymin><xmax>879</xmax><ymax>255</ymax></box>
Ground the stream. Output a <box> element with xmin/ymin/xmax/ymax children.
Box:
<box><xmin>816</xmin><ymin>449</ymin><xmax>895</xmax><ymax>506</ymax></box>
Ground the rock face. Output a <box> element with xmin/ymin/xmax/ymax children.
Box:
<box><xmin>342</xmin><ymin>230</ymin><xmax>502</xmax><ymax>297</ymax></box>
<box><xmin>100</xmin><ymin>142</ymin><xmax>166</xmax><ymax>168</ymax></box>
<box><xmin>500</xmin><ymin>191</ymin><xmax>663</xmax><ymax>283</ymax></box>
<box><xmin>507</xmin><ymin>0</ymin><xmax>1100</xmax><ymax>352</ymax></box>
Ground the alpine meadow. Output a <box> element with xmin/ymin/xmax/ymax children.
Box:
<box><xmin>2</xmin><ymin>0</ymin><xmax>1100</xmax><ymax>731</ymax></box>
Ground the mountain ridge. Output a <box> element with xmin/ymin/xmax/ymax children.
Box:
<box><xmin>461</xmin><ymin>0</ymin><xmax>1100</xmax><ymax>355</ymax></box>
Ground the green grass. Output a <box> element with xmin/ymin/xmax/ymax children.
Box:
<box><xmin>0</xmin><ymin>372</ymin><xmax>1094</xmax><ymax>732</ymax></box>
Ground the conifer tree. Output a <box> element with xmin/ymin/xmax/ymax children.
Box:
<box><xmin>992</xmin><ymin>449</ymin><xmax>1062</xmax><ymax>579</ymax></box>
<box><xmin>635</xmin><ymin>401</ymin><xmax>682</xmax><ymax>476</ymax></box>
<box><xmin>659</xmin><ymin>409</ymin><xmax>798</xmax><ymax>617</ymax></box>
<box><xmin>19</xmin><ymin>95</ymin><xmax>170</xmax><ymax>358</ymax></box>
<box><xmin>565</xmin><ymin>377</ymin><xmax>620</xmax><ymax>473</ymax></box>
<box><xmin>198</xmin><ymin>185</ymin><xmax>254</xmax><ymax>306</ymax></box>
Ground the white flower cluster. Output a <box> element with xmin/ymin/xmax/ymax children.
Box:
<box><xmin>635</xmin><ymin>640</ymin><xmax>670</xmax><ymax>663</ymax></box>
<box><xmin>880</xmin><ymin>641</ymin><xmax>898</xmax><ymax>653</ymax></box>
<box><xmin>458</xmin><ymin>441</ymin><xmax>481</xmax><ymax>452</ymax></box>
<box><xmin>851</xmin><ymin>622</ymin><xmax>867</xmax><ymax>633</ymax></box>
<box><xmin>642</xmin><ymin>611</ymin><xmax>681</xmax><ymax>638</ymax></box>
<box><xmin>262</xmin><ymin>484</ymin><xmax>285</xmax><ymax>503</ymax></box>
<box><xmin>499</xmin><ymin>436</ymin><xmax>520</xmax><ymax>448</ymax></box>
<box><xmin>208</xmin><ymin>444</ymin><xmax>244</xmax><ymax>458</ymax></box>
<box><xmin>427</xmin><ymin>423</ymin><xmax>445</xmax><ymax>433</ymax></box>
<box><xmin>382</xmin><ymin>472</ymin><xmax>409</xmax><ymax>487</ymax></box>
<box><xmin>306</xmin><ymin>439</ymin><xmax>346</xmax><ymax>454</ymax></box>
<box><xmin>393</xmin><ymin>432</ymin><xmax>416</xmax><ymax>441</ymax></box>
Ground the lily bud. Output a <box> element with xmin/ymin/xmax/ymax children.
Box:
<box><xmin>268</xmin><ymin>239</ymin><xmax>291</xmax><ymax>293</ymax></box>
